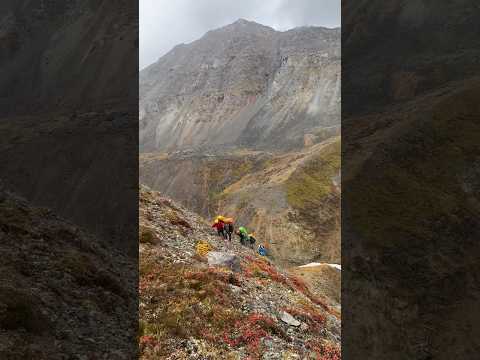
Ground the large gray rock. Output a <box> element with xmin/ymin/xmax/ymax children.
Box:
<box><xmin>279</xmin><ymin>311</ymin><xmax>301</xmax><ymax>327</ymax></box>
<box><xmin>207</xmin><ymin>251</ymin><xmax>240</xmax><ymax>272</ymax></box>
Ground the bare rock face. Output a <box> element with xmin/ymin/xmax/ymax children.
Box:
<box><xmin>140</xmin><ymin>19</ymin><xmax>340</xmax><ymax>152</ymax></box>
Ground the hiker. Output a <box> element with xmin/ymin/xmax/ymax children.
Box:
<box><xmin>212</xmin><ymin>219</ymin><xmax>226</xmax><ymax>239</ymax></box>
<box><xmin>237</xmin><ymin>226</ymin><xmax>249</xmax><ymax>246</ymax></box>
<box><xmin>248</xmin><ymin>233</ymin><xmax>257</xmax><ymax>249</ymax></box>
<box><xmin>224</xmin><ymin>217</ymin><xmax>234</xmax><ymax>241</ymax></box>
<box><xmin>258</xmin><ymin>244</ymin><xmax>267</xmax><ymax>256</ymax></box>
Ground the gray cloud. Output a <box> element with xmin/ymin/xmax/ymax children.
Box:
<box><xmin>140</xmin><ymin>0</ymin><xmax>340</xmax><ymax>69</ymax></box>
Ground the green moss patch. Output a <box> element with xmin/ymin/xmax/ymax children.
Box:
<box><xmin>286</xmin><ymin>140</ymin><xmax>340</xmax><ymax>211</ymax></box>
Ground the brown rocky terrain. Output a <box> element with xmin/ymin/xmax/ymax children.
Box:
<box><xmin>0</xmin><ymin>110</ymin><xmax>138</xmax><ymax>254</ymax></box>
<box><xmin>139</xmin><ymin>185</ymin><xmax>340</xmax><ymax>359</ymax></box>
<box><xmin>0</xmin><ymin>2</ymin><xmax>138</xmax><ymax>356</ymax></box>
<box><xmin>343</xmin><ymin>77</ymin><xmax>480</xmax><ymax>360</ymax></box>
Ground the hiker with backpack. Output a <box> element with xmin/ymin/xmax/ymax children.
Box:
<box><xmin>212</xmin><ymin>218</ymin><xmax>226</xmax><ymax>239</ymax></box>
<box><xmin>224</xmin><ymin>217</ymin><xmax>234</xmax><ymax>241</ymax></box>
<box><xmin>248</xmin><ymin>232</ymin><xmax>257</xmax><ymax>249</ymax></box>
<box><xmin>237</xmin><ymin>226</ymin><xmax>249</xmax><ymax>246</ymax></box>
<box><xmin>258</xmin><ymin>244</ymin><xmax>267</xmax><ymax>256</ymax></box>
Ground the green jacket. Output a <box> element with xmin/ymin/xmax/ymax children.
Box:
<box><xmin>238</xmin><ymin>226</ymin><xmax>248</xmax><ymax>237</ymax></box>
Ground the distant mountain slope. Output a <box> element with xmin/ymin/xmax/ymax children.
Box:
<box><xmin>140</xmin><ymin>137</ymin><xmax>340</xmax><ymax>267</ymax></box>
<box><xmin>140</xmin><ymin>19</ymin><xmax>340</xmax><ymax>152</ymax></box>
<box><xmin>139</xmin><ymin>185</ymin><xmax>340</xmax><ymax>359</ymax></box>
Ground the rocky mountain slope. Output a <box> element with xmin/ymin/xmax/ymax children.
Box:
<box><xmin>139</xmin><ymin>19</ymin><xmax>341</xmax><ymax>267</ymax></box>
<box><xmin>139</xmin><ymin>185</ymin><xmax>340</xmax><ymax>359</ymax></box>
<box><xmin>0</xmin><ymin>183</ymin><xmax>137</xmax><ymax>358</ymax></box>
<box><xmin>140</xmin><ymin>137</ymin><xmax>340</xmax><ymax>267</ymax></box>
<box><xmin>140</xmin><ymin>19</ymin><xmax>340</xmax><ymax>152</ymax></box>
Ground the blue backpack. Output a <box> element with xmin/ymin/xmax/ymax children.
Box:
<box><xmin>258</xmin><ymin>245</ymin><xmax>267</xmax><ymax>256</ymax></box>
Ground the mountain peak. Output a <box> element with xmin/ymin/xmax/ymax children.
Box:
<box><xmin>233</xmin><ymin>18</ymin><xmax>250</xmax><ymax>24</ymax></box>
<box><xmin>223</xmin><ymin>18</ymin><xmax>275</xmax><ymax>32</ymax></box>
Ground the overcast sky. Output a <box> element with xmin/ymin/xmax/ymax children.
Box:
<box><xmin>140</xmin><ymin>0</ymin><xmax>340</xmax><ymax>69</ymax></box>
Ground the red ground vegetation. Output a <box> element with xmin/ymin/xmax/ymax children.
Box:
<box><xmin>222</xmin><ymin>313</ymin><xmax>287</xmax><ymax>358</ymax></box>
<box><xmin>306</xmin><ymin>340</ymin><xmax>341</xmax><ymax>360</ymax></box>
<box><xmin>282</xmin><ymin>305</ymin><xmax>326</xmax><ymax>334</ymax></box>
<box><xmin>243</xmin><ymin>256</ymin><xmax>339</xmax><ymax>318</ymax></box>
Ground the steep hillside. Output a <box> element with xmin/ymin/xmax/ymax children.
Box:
<box><xmin>140</xmin><ymin>137</ymin><xmax>340</xmax><ymax>267</ymax></box>
<box><xmin>0</xmin><ymin>183</ymin><xmax>136</xmax><ymax>358</ymax></box>
<box><xmin>139</xmin><ymin>186</ymin><xmax>340</xmax><ymax>359</ymax></box>
<box><xmin>219</xmin><ymin>138</ymin><xmax>340</xmax><ymax>266</ymax></box>
<box><xmin>140</xmin><ymin>19</ymin><xmax>340</xmax><ymax>152</ymax></box>
<box><xmin>342</xmin><ymin>1</ymin><xmax>480</xmax><ymax>357</ymax></box>
<box><xmin>343</xmin><ymin>78</ymin><xmax>480</xmax><ymax>359</ymax></box>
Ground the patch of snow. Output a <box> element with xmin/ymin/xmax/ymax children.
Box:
<box><xmin>298</xmin><ymin>262</ymin><xmax>341</xmax><ymax>271</ymax></box>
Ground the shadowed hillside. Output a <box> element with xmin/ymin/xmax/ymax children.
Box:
<box><xmin>0</xmin><ymin>184</ymin><xmax>137</xmax><ymax>358</ymax></box>
<box><xmin>0</xmin><ymin>0</ymin><xmax>138</xmax><ymax>253</ymax></box>
<box><xmin>342</xmin><ymin>1</ymin><xmax>480</xmax><ymax>358</ymax></box>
